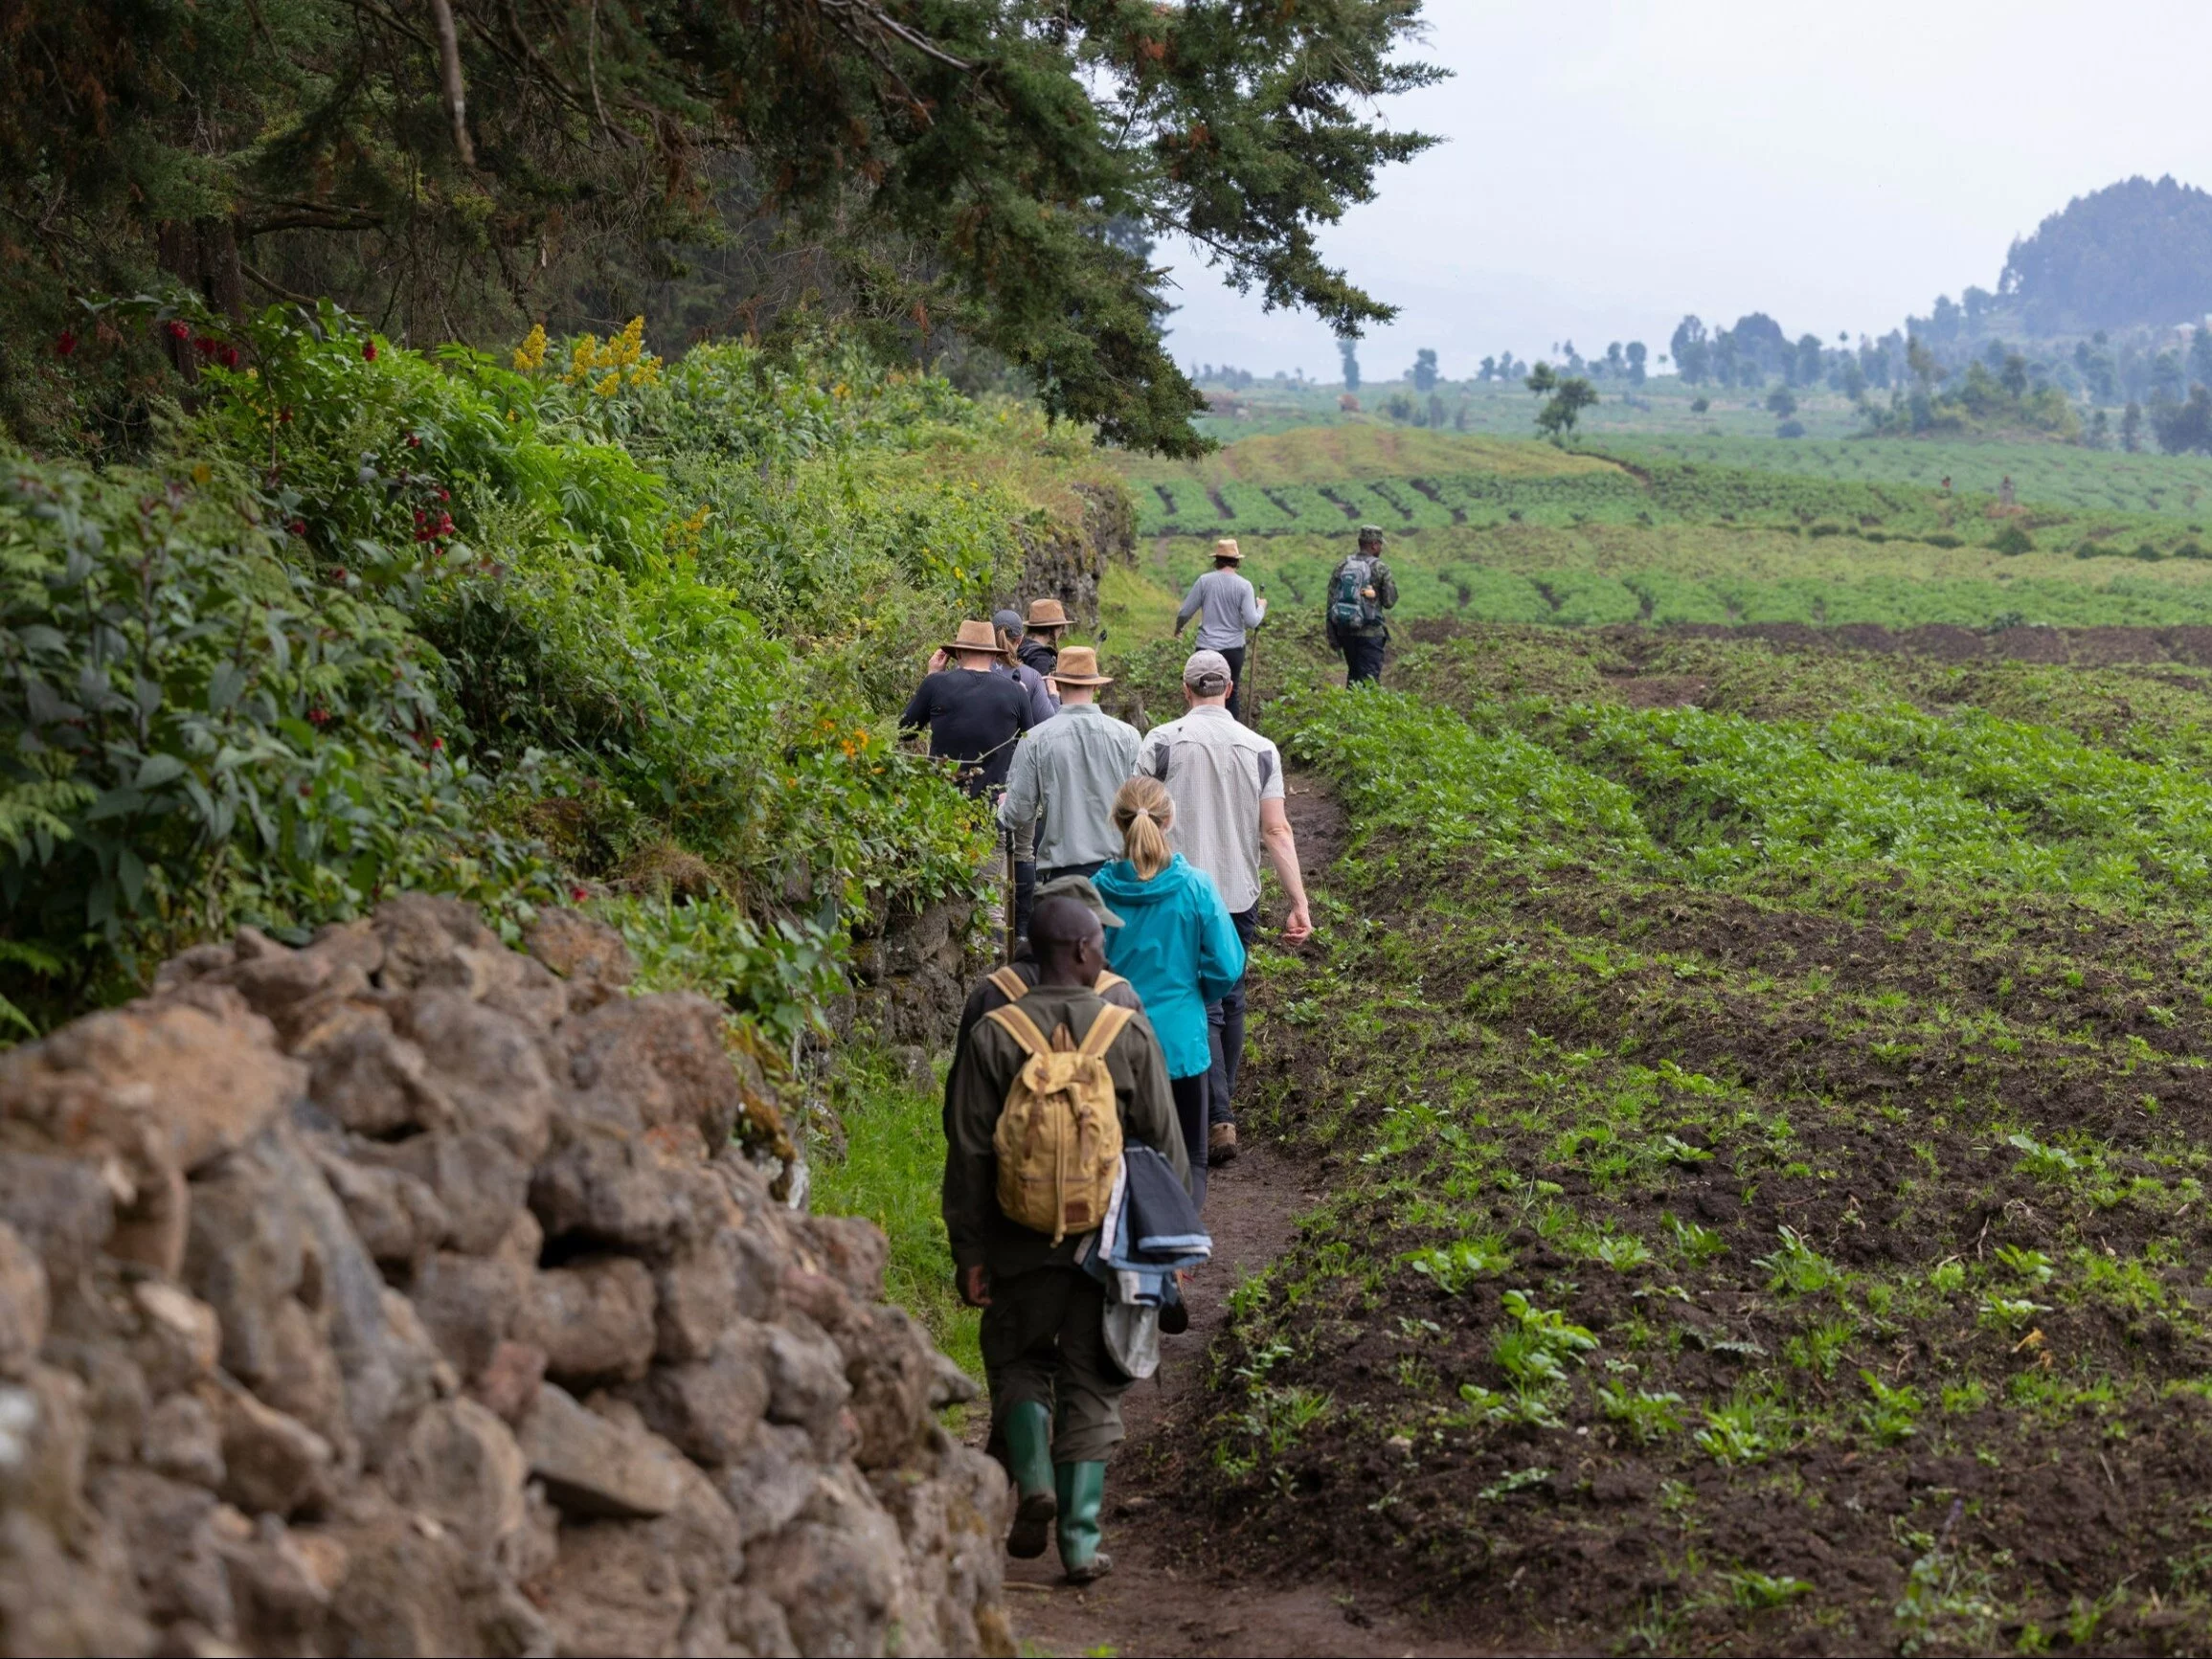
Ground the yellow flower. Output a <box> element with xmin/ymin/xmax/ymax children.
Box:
<box><xmin>511</xmin><ymin>323</ymin><xmax>549</xmax><ymax>372</ymax></box>
<box><xmin>595</xmin><ymin>370</ymin><xmax>621</xmax><ymax>397</ymax></box>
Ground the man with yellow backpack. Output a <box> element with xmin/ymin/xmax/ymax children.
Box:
<box><xmin>942</xmin><ymin>893</ymin><xmax>1189</xmax><ymax>1583</ymax></box>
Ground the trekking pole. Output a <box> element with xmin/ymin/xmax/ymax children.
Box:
<box><xmin>1248</xmin><ymin>586</ymin><xmax>1264</xmax><ymax>729</ymax></box>
<box><xmin>1003</xmin><ymin>828</ymin><xmax>1017</xmax><ymax>964</ymax></box>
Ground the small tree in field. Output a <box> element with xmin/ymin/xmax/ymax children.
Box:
<box><xmin>1626</xmin><ymin>342</ymin><xmax>1648</xmax><ymax>387</ymax></box>
<box><xmin>1534</xmin><ymin>376</ymin><xmax>1596</xmax><ymax>441</ymax></box>
<box><xmin>1766</xmin><ymin>387</ymin><xmax>1797</xmax><ymax>418</ymax></box>
<box><xmin>1411</xmin><ymin>348</ymin><xmax>1439</xmax><ymax>392</ymax></box>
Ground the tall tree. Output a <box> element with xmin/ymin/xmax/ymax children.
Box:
<box><xmin>1624</xmin><ymin>341</ymin><xmax>1646</xmax><ymax>388</ymax></box>
<box><xmin>1410</xmin><ymin>347</ymin><xmax>1438</xmax><ymax>392</ymax></box>
<box><xmin>0</xmin><ymin>0</ymin><xmax>1443</xmax><ymax>454</ymax></box>
<box><xmin>1339</xmin><ymin>333</ymin><xmax>1363</xmax><ymax>392</ymax></box>
<box><xmin>1669</xmin><ymin>316</ymin><xmax>1710</xmax><ymax>383</ymax></box>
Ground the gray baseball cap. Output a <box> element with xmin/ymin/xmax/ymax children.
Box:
<box><xmin>992</xmin><ymin>608</ymin><xmax>1025</xmax><ymax>638</ymax></box>
<box><xmin>1183</xmin><ymin>648</ymin><xmax>1233</xmax><ymax>695</ymax></box>
<box><xmin>1035</xmin><ymin>874</ymin><xmax>1123</xmax><ymax>928</ymax></box>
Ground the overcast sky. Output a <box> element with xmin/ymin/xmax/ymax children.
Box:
<box><xmin>1161</xmin><ymin>0</ymin><xmax>2212</xmax><ymax>381</ymax></box>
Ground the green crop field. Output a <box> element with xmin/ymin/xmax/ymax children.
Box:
<box><xmin>1137</xmin><ymin>621</ymin><xmax>2212</xmax><ymax>1653</ymax></box>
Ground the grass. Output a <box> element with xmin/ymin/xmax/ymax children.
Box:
<box><xmin>808</xmin><ymin>1045</ymin><xmax>982</xmax><ymax>1382</ymax></box>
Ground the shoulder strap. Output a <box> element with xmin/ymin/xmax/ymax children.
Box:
<box><xmin>987</xmin><ymin>966</ymin><xmax>1028</xmax><ymax>1001</ymax></box>
<box><xmin>984</xmin><ymin>1003</ymin><xmax>1051</xmax><ymax>1060</ymax></box>
<box><xmin>1095</xmin><ymin>970</ymin><xmax>1128</xmax><ymax>995</ymax></box>
<box><xmin>1076</xmin><ymin>1003</ymin><xmax>1137</xmax><ymax>1061</ymax></box>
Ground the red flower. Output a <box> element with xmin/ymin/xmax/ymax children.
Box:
<box><xmin>435</xmin><ymin>487</ymin><xmax>449</xmax><ymax>502</ymax></box>
<box><xmin>287</xmin><ymin>519</ymin><xmax>306</xmax><ymax>537</ymax></box>
<box><xmin>216</xmin><ymin>345</ymin><xmax>240</xmax><ymax>369</ymax></box>
<box><xmin>165</xmin><ymin>320</ymin><xmax>190</xmax><ymax>341</ymax></box>
<box><xmin>406</xmin><ymin>434</ymin><xmax>421</xmax><ymax>448</ymax></box>
<box><xmin>331</xmin><ymin>567</ymin><xmax>348</xmax><ymax>582</ymax></box>
<box><xmin>430</xmin><ymin>736</ymin><xmax>444</xmax><ymax>751</ymax></box>
<box><xmin>307</xmin><ymin>706</ymin><xmax>331</xmax><ymax>727</ymax></box>
<box><xmin>279</xmin><ymin>408</ymin><xmax>293</xmax><ymax>423</ymax></box>
<box><xmin>193</xmin><ymin>334</ymin><xmax>217</xmax><ymax>356</ymax></box>
<box><xmin>569</xmin><ymin>885</ymin><xmax>589</xmax><ymax>903</ymax></box>
<box><xmin>298</xmin><ymin>782</ymin><xmax>312</xmax><ymax>797</ymax></box>
<box><xmin>362</xmin><ymin>341</ymin><xmax>378</xmax><ymax>362</ymax></box>
<box><xmin>55</xmin><ymin>329</ymin><xmax>77</xmax><ymax>358</ymax></box>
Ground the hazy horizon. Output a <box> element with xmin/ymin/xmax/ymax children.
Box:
<box><xmin>1160</xmin><ymin>0</ymin><xmax>2212</xmax><ymax>382</ymax></box>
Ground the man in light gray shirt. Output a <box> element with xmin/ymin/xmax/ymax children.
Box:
<box><xmin>1138</xmin><ymin>649</ymin><xmax>1313</xmax><ymax>1164</ymax></box>
<box><xmin>999</xmin><ymin>647</ymin><xmax>1141</xmax><ymax>900</ymax></box>
<box><xmin>1174</xmin><ymin>538</ymin><xmax>1266</xmax><ymax>721</ymax></box>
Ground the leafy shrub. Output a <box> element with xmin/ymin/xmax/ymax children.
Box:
<box><xmin>1991</xmin><ymin>522</ymin><xmax>2036</xmax><ymax>556</ymax></box>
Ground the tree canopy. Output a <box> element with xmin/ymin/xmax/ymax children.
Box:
<box><xmin>2000</xmin><ymin>176</ymin><xmax>2212</xmax><ymax>337</ymax></box>
<box><xmin>0</xmin><ymin>0</ymin><xmax>1442</xmax><ymax>453</ymax></box>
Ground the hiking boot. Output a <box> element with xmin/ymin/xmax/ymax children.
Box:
<box><xmin>1208</xmin><ymin>1122</ymin><xmax>1238</xmax><ymax>1166</ymax></box>
<box><xmin>1004</xmin><ymin>1401</ymin><xmax>1057</xmax><ymax>1559</ymax></box>
<box><xmin>1055</xmin><ymin>1461</ymin><xmax>1114</xmax><ymax>1584</ymax></box>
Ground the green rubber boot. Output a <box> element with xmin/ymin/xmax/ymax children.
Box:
<box><xmin>1002</xmin><ymin>1401</ymin><xmax>1057</xmax><ymax>1559</ymax></box>
<box><xmin>1054</xmin><ymin>1461</ymin><xmax>1113</xmax><ymax>1584</ymax></box>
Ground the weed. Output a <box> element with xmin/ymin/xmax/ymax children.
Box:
<box><xmin>1596</xmin><ymin>1380</ymin><xmax>1686</xmax><ymax>1444</ymax></box>
<box><xmin>1756</xmin><ymin>1227</ymin><xmax>1841</xmax><ymax>1295</ymax></box>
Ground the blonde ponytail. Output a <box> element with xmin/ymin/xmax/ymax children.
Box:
<box><xmin>1113</xmin><ymin>776</ymin><xmax>1175</xmax><ymax>881</ymax></box>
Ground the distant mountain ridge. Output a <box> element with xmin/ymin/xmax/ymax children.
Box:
<box><xmin>2001</xmin><ymin>175</ymin><xmax>2212</xmax><ymax>337</ymax></box>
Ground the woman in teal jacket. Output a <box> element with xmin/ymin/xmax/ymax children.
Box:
<box><xmin>1094</xmin><ymin>776</ymin><xmax>1247</xmax><ymax>1207</ymax></box>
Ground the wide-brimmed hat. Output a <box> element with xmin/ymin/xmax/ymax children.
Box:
<box><xmin>943</xmin><ymin>618</ymin><xmax>1005</xmax><ymax>656</ymax></box>
<box><xmin>1048</xmin><ymin>646</ymin><xmax>1113</xmax><ymax>687</ymax></box>
<box><xmin>1212</xmin><ymin>537</ymin><xmax>1244</xmax><ymax>562</ymax></box>
<box><xmin>1036</xmin><ymin>874</ymin><xmax>1123</xmax><ymax>928</ymax></box>
<box><xmin>1025</xmin><ymin>597</ymin><xmax>1071</xmax><ymax>629</ymax></box>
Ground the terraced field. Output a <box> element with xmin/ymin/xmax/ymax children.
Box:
<box><xmin>1150</xmin><ymin>623</ymin><xmax>2212</xmax><ymax>1654</ymax></box>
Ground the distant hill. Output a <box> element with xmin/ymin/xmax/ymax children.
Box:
<box><xmin>2001</xmin><ymin>175</ymin><xmax>2212</xmax><ymax>336</ymax></box>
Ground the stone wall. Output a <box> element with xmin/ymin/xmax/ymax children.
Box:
<box><xmin>0</xmin><ymin>896</ymin><xmax>1011</xmax><ymax>1657</ymax></box>
<box><xmin>1010</xmin><ymin>482</ymin><xmax>1135</xmax><ymax>632</ymax></box>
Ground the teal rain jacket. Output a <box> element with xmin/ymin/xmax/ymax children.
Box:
<box><xmin>1094</xmin><ymin>854</ymin><xmax>1247</xmax><ymax>1080</ymax></box>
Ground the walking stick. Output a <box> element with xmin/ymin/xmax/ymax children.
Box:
<box><xmin>1247</xmin><ymin>585</ymin><xmax>1264</xmax><ymax>729</ymax></box>
<box><xmin>1003</xmin><ymin>828</ymin><xmax>1017</xmax><ymax>964</ymax></box>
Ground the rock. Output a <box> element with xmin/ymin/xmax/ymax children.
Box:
<box><xmin>525</xmin><ymin>908</ymin><xmax>635</xmax><ymax>1010</ymax></box>
<box><xmin>295</xmin><ymin>1008</ymin><xmax>454</xmax><ymax>1140</ymax></box>
<box><xmin>0</xmin><ymin>1364</ymin><xmax>88</xmax><ymax>1535</ymax></box>
<box><xmin>745</xmin><ymin>1465</ymin><xmax>915</xmax><ymax>1659</ymax></box>
<box><xmin>629</xmin><ymin>1326</ymin><xmax>771</xmax><ymax>1467</ymax></box>
<box><xmin>370</xmin><ymin>893</ymin><xmax>504</xmax><ymax>992</ymax></box>
<box><xmin>716</xmin><ymin>1421</ymin><xmax>819</xmax><ymax>1545</ymax></box>
<box><xmin>529</xmin><ymin>1125</ymin><xmax>729</xmax><ymax>1254</ymax></box>
<box><xmin>0</xmin><ymin>1153</ymin><xmax>112</xmax><ymax>1291</ymax></box>
<box><xmin>799</xmin><ymin>1212</ymin><xmax>891</xmax><ymax>1304</ymax></box>
<box><xmin>467</xmin><ymin>1340</ymin><xmax>545</xmax><ymax>1425</ymax></box>
<box><xmin>353</xmin><ymin>1130</ymin><xmax>524</xmax><ymax>1257</ymax></box>
<box><xmin>308</xmin><ymin>1138</ymin><xmax>449</xmax><ymax>1267</ymax></box>
<box><xmin>68</xmin><ymin>1340</ymin><xmax>149</xmax><ymax>1464</ymax></box>
<box><xmin>206</xmin><ymin>1375</ymin><xmax>334</xmax><ymax>1517</ymax></box>
<box><xmin>144</xmin><ymin>1390</ymin><xmax>226</xmax><ymax>1489</ymax></box>
<box><xmin>652</xmin><ymin>1233</ymin><xmax>742</xmax><ymax>1362</ymax></box>
<box><xmin>392</xmin><ymin>1399</ymin><xmax>530</xmax><ymax>1557</ymax></box>
<box><xmin>410</xmin><ymin>1251</ymin><xmax>526</xmax><ymax>1380</ymax></box>
<box><xmin>844</xmin><ymin>1305</ymin><xmax>944</xmax><ymax>1470</ymax></box>
<box><xmin>0</xmin><ymin>1222</ymin><xmax>47</xmax><ymax>1378</ymax></box>
<box><xmin>0</xmin><ymin>1503</ymin><xmax>154</xmax><ymax>1657</ymax></box>
<box><xmin>395</xmin><ymin>993</ymin><xmax>553</xmax><ymax>1163</ymax></box>
<box><xmin>181</xmin><ymin>1133</ymin><xmax>309</xmax><ymax>1387</ymax></box>
<box><xmin>319</xmin><ymin>1490</ymin><xmax>537</xmax><ymax>1658</ymax></box>
<box><xmin>764</xmin><ymin>1313</ymin><xmax>854</xmax><ymax>1457</ymax></box>
<box><xmin>565</xmin><ymin>993</ymin><xmax>747</xmax><ymax>1148</ymax></box>
<box><xmin>0</xmin><ymin>984</ymin><xmax>305</xmax><ymax>1177</ymax></box>
<box><xmin>85</xmin><ymin>1465</ymin><xmax>237</xmax><ymax>1640</ymax></box>
<box><xmin>516</xmin><ymin>1255</ymin><xmax>657</xmax><ymax>1386</ymax></box>
<box><xmin>130</xmin><ymin>1281</ymin><xmax>222</xmax><ymax>1391</ymax></box>
<box><xmin>219</xmin><ymin>1513</ymin><xmax>338</xmax><ymax>1650</ymax></box>
<box><xmin>537</xmin><ymin>1517</ymin><xmax>690</xmax><ymax>1655</ymax></box>
<box><xmin>516</xmin><ymin>1381</ymin><xmax>686</xmax><ymax>1519</ymax></box>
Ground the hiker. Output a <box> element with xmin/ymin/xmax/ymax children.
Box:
<box><xmin>1093</xmin><ymin>777</ymin><xmax>1246</xmax><ymax>1209</ymax></box>
<box><xmin>1018</xmin><ymin>597</ymin><xmax>1072</xmax><ymax>681</ymax></box>
<box><xmin>900</xmin><ymin>618</ymin><xmax>1033</xmax><ymax>796</ymax></box>
<box><xmin>943</xmin><ymin>893</ymin><xmax>1187</xmax><ymax>1584</ymax></box>
<box><xmin>992</xmin><ymin>610</ymin><xmax>1058</xmax><ymax>726</ymax></box>
<box><xmin>1173</xmin><ymin>537</ymin><xmax>1266</xmax><ymax>720</ymax></box>
<box><xmin>950</xmin><ymin>876</ymin><xmax>1145</xmax><ymax>1065</ymax></box>
<box><xmin>998</xmin><ymin>646</ymin><xmax>1141</xmax><ymax>944</ymax></box>
<box><xmin>1137</xmin><ymin>649</ymin><xmax>1314</xmax><ymax>1166</ymax></box>
<box><xmin>1324</xmin><ymin>525</ymin><xmax>1398</xmax><ymax>686</ymax></box>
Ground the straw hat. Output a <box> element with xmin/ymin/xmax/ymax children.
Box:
<box><xmin>1212</xmin><ymin>537</ymin><xmax>1244</xmax><ymax>562</ymax></box>
<box><xmin>1048</xmin><ymin>646</ymin><xmax>1113</xmax><ymax>687</ymax></box>
<box><xmin>942</xmin><ymin>618</ymin><xmax>1005</xmax><ymax>656</ymax></box>
<box><xmin>1025</xmin><ymin>597</ymin><xmax>1071</xmax><ymax>629</ymax></box>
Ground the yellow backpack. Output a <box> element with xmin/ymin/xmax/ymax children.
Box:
<box><xmin>986</xmin><ymin>967</ymin><xmax>1131</xmax><ymax>1000</ymax></box>
<box><xmin>983</xmin><ymin>1000</ymin><xmax>1132</xmax><ymax>1243</ymax></box>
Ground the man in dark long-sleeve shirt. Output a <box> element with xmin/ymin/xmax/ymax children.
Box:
<box><xmin>942</xmin><ymin>895</ymin><xmax>1185</xmax><ymax>1583</ymax></box>
<box><xmin>899</xmin><ymin>618</ymin><xmax>1032</xmax><ymax>795</ymax></box>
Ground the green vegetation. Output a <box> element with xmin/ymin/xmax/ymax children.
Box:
<box><xmin>0</xmin><ymin>298</ymin><xmax>1108</xmax><ymax>1040</ymax></box>
<box><xmin>0</xmin><ymin>4</ymin><xmax>1444</xmax><ymax>456</ymax></box>
<box><xmin>1182</xmin><ymin>618</ymin><xmax>2212</xmax><ymax>1651</ymax></box>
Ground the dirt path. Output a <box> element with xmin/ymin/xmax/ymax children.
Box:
<box><xmin>997</xmin><ymin>774</ymin><xmax>1479</xmax><ymax>1658</ymax></box>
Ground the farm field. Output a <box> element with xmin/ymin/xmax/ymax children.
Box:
<box><xmin>1158</xmin><ymin>621</ymin><xmax>2212</xmax><ymax>1653</ymax></box>
<box><xmin>1106</xmin><ymin>423</ymin><xmax>2212</xmax><ymax>639</ymax></box>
